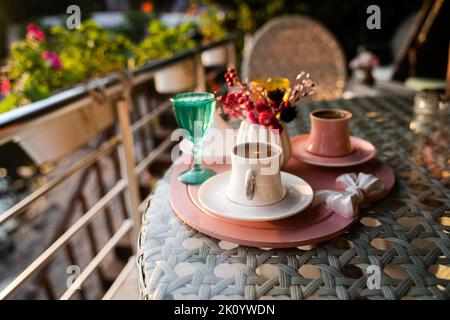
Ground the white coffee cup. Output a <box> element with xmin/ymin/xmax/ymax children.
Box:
<box><xmin>226</xmin><ymin>142</ymin><xmax>285</xmax><ymax>206</ymax></box>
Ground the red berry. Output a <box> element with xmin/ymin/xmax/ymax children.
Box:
<box><xmin>247</xmin><ymin>110</ymin><xmax>257</xmax><ymax>123</ymax></box>
<box><xmin>255</xmin><ymin>101</ymin><xmax>268</xmax><ymax>113</ymax></box>
<box><xmin>225</xmin><ymin>95</ymin><xmax>234</xmax><ymax>104</ymax></box>
<box><xmin>258</xmin><ymin>110</ymin><xmax>273</xmax><ymax>126</ymax></box>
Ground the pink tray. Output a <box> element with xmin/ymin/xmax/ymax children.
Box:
<box><xmin>169</xmin><ymin>157</ymin><xmax>395</xmax><ymax>248</ymax></box>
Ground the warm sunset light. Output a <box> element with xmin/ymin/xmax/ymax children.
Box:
<box><xmin>0</xmin><ymin>0</ymin><xmax>448</xmax><ymax>310</ymax></box>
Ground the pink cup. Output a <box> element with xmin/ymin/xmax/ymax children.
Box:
<box><xmin>305</xmin><ymin>109</ymin><xmax>353</xmax><ymax>157</ymax></box>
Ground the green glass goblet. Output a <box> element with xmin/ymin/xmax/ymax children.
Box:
<box><xmin>171</xmin><ymin>92</ymin><xmax>216</xmax><ymax>185</ymax></box>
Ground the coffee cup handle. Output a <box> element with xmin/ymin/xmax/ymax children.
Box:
<box><xmin>245</xmin><ymin>169</ymin><xmax>255</xmax><ymax>200</ymax></box>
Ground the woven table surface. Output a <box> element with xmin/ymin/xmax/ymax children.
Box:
<box><xmin>137</xmin><ymin>95</ymin><xmax>450</xmax><ymax>300</ymax></box>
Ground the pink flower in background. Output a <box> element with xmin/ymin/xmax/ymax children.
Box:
<box><xmin>0</xmin><ymin>79</ymin><xmax>11</xmax><ymax>96</ymax></box>
<box><xmin>27</xmin><ymin>23</ymin><xmax>46</xmax><ymax>42</ymax></box>
<box><xmin>349</xmin><ymin>50</ymin><xmax>380</xmax><ymax>70</ymax></box>
<box><xmin>42</xmin><ymin>51</ymin><xmax>62</xmax><ymax>70</ymax></box>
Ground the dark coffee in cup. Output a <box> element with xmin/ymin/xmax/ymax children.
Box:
<box><xmin>312</xmin><ymin>110</ymin><xmax>347</xmax><ymax>119</ymax></box>
<box><xmin>234</xmin><ymin>142</ymin><xmax>274</xmax><ymax>159</ymax></box>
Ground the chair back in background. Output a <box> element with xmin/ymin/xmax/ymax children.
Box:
<box><xmin>242</xmin><ymin>16</ymin><xmax>347</xmax><ymax>101</ymax></box>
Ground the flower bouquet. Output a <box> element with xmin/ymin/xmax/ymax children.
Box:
<box><xmin>217</xmin><ymin>68</ymin><xmax>315</xmax><ymax>166</ymax></box>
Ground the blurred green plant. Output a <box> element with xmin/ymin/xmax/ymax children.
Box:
<box><xmin>0</xmin><ymin>20</ymin><xmax>135</xmax><ymax>113</ymax></box>
<box><xmin>195</xmin><ymin>0</ymin><xmax>304</xmax><ymax>35</ymax></box>
<box><xmin>114</xmin><ymin>10</ymin><xmax>153</xmax><ymax>43</ymax></box>
<box><xmin>0</xmin><ymin>12</ymin><xmax>229</xmax><ymax>114</ymax></box>
<box><xmin>51</xmin><ymin>20</ymin><xmax>135</xmax><ymax>79</ymax></box>
<box><xmin>198</xmin><ymin>6</ymin><xmax>227</xmax><ymax>42</ymax></box>
<box><xmin>192</xmin><ymin>0</ymin><xmax>300</xmax><ymax>71</ymax></box>
<box><xmin>1</xmin><ymin>23</ymin><xmax>71</xmax><ymax>111</ymax></box>
<box><xmin>134</xmin><ymin>19</ymin><xmax>197</xmax><ymax>66</ymax></box>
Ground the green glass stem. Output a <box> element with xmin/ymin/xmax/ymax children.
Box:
<box><xmin>192</xmin><ymin>140</ymin><xmax>202</xmax><ymax>171</ymax></box>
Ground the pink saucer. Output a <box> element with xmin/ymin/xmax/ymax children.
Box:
<box><xmin>291</xmin><ymin>134</ymin><xmax>376</xmax><ymax>167</ymax></box>
<box><xmin>169</xmin><ymin>159</ymin><xmax>395</xmax><ymax>248</ymax></box>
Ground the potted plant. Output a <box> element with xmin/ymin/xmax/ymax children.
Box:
<box><xmin>135</xmin><ymin>19</ymin><xmax>197</xmax><ymax>94</ymax></box>
<box><xmin>198</xmin><ymin>7</ymin><xmax>228</xmax><ymax>67</ymax></box>
<box><xmin>217</xmin><ymin>68</ymin><xmax>315</xmax><ymax>167</ymax></box>
<box><xmin>0</xmin><ymin>22</ymin><xmax>134</xmax><ymax>164</ymax></box>
<box><xmin>349</xmin><ymin>48</ymin><xmax>379</xmax><ymax>86</ymax></box>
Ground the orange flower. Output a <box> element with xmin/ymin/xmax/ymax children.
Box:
<box><xmin>140</xmin><ymin>2</ymin><xmax>153</xmax><ymax>14</ymax></box>
<box><xmin>187</xmin><ymin>5</ymin><xmax>197</xmax><ymax>16</ymax></box>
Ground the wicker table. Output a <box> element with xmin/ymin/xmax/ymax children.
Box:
<box><xmin>137</xmin><ymin>96</ymin><xmax>450</xmax><ymax>300</ymax></box>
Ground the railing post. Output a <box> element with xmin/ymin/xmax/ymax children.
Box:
<box><xmin>116</xmin><ymin>97</ymin><xmax>141</xmax><ymax>250</ymax></box>
<box><xmin>226</xmin><ymin>42</ymin><xmax>237</xmax><ymax>69</ymax></box>
<box><xmin>195</xmin><ymin>53</ymin><xmax>206</xmax><ymax>92</ymax></box>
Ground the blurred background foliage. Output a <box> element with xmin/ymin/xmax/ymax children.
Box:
<box><xmin>0</xmin><ymin>0</ymin><xmax>428</xmax><ymax>113</ymax></box>
<box><xmin>195</xmin><ymin>0</ymin><xmax>423</xmax><ymax>63</ymax></box>
<box><xmin>1</xmin><ymin>0</ymin><xmax>423</xmax><ymax>62</ymax></box>
<box><xmin>0</xmin><ymin>3</ymin><xmax>230</xmax><ymax>111</ymax></box>
<box><xmin>134</xmin><ymin>20</ymin><xmax>197</xmax><ymax>65</ymax></box>
<box><xmin>50</xmin><ymin>20</ymin><xmax>134</xmax><ymax>77</ymax></box>
<box><xmin>1</xmin><ymin>20</ymin><xmax>136</xmax><ymax>112</ymax></box>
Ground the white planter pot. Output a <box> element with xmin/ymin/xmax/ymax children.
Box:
<box><xmin>15</xmin><ymin>102</ymin><xmax>115</xmax><ymax>164</ymax></box>
<box><xmin>236</xmin><ymin>120</ymin><xmax>292</xmax><ymax>168</ymax></box>
<box><xmin>154</xmin><ymin>59</ymin><xmax>195</xmax><ymax>94</ymax></box>
<box><xmin>201</xmin><ymin>46</ymin><xmax>228</xmax><ymax>67</ymax></box>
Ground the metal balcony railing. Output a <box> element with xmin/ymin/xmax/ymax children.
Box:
<box><xmin>0</xmin><ymin>36</ymin><xmax>236</xmax><ymax>300</ymax></box>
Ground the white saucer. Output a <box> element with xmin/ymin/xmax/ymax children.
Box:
<box><xmin>197</xmin><ymin>171</ymin><xmax>314</xmax><ymax>221</ymax></box>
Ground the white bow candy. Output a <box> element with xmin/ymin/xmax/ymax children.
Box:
<box><xmin>313</xmin><ymin>173</ymin><xmax>385</xmax><ymax>218</ymax></box>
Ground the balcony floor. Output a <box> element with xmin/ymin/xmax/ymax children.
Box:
<box><xmin>104</xmin><ymin>257</ymin><xmax>139</xmax><ymax>300</ymax></box>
